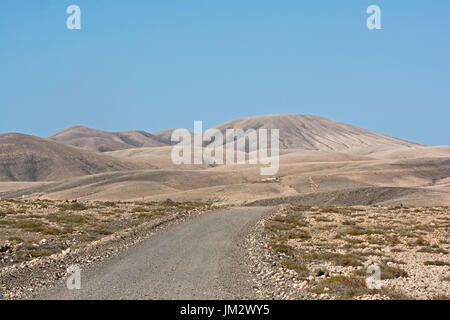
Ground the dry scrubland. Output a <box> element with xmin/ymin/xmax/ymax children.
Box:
<box><xmin>0</xmin><ymin>115</ymin><xmax>449</xmax><ymax>299</ymax></box>
<box><xmin>0</xmin><ymin>199</ymin><xmax>211</xmax><ymax>268</ymax></box>
<box><xmin>0</xmin><ymin>199</ymin><xmax>449</xmax><ymax>300</ymax></box>
<box><xmin>248</xmin><ymin>204</ymin><xmax>450</xmax><ymax>300</ymax></box>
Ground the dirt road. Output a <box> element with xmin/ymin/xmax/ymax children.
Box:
<box><xmin>35</xmin><ymin>207</ymin><xmax>273</xmax><ymax>299</ymax></box>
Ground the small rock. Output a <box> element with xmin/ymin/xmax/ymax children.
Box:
<box><xmin>314</xmin><ymin>268</ymin><xmax>329</xmax><ymax>277</ymax></box>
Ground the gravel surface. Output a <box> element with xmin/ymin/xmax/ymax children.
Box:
<box><xmin>246</xmin><ymin>204</ymin><xmax>450</xmax><ymax>300</ymax></box>
<box><xmin>32</xmin><ymin>206</ymin><xmax>274</xmax><ymax>299</ymax></box>
<box><xmin>1</xmin><ymin>202</ymin><xmax>219</xmax><ymax>299</ymax></box>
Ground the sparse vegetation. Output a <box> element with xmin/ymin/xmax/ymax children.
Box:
<box><xmin>7</xmin><ymin>237</ymin><xmax>23</xmax><ymax>243</ymax></box>
<box><xmin>265</xmin><ymin>221</ymin><xmax>294</xmax><ymax>232</ymax></box>
<box><xmin>424</xmin><ymin>260</ymin><xmax>450</xmax><ymax>266</ymax></box>
<box><xmin>269</xmin><ymin>242</ymin><xmax>294</xmax><ymax>255</ymax></box>
<box><xmin>256</xmin><ymin>204</ymin><xmax>449</xmax><ymax>300</ymax></box>
<box><xmin>13</xmin><ymin>220</ymin><xmax>47</xmax><ymax>231</ymax></box>
<box><xmin>417</xmin><ymin>247</ymin><xmax>448</xmax><ymax>254</ymax></box>
<box><xmin>303</xmin><ymin>251</ymin><xmax>363</xmax><ymax>267</ymax></box>
<box><xmin>58</xmin><ymin>202</ymin><xmax>87</xmax><ymax>211</ymax></box>
<box><xmin>380</xmin><ymin>265</ymin><xmax>408</xmax><ymax>279</ymax></box>
<box><xmin>309</xmin><ymin>276</ymin><xmax>372</xmax><ymax>299</ymax></box>
<box><xmin>47</xmin><ymin>213</ymin><xmax>88</xmax><ymax>225</ymax></box>
<box><xmin>280</xmin><ymin>260</ymin><xmax>308</xmax><ymax>276</ymax></box>
<box><xmin>131</xmin><ymin>206</ymin><xmax>148</xmax><ymax>213</ymax></box>
<box><xmin>0</xmin><ymin>199</ymin><xmax>212</xmax><ymax>268</ymax></box>
<box><xmin>286</xmin><ymin>229</ymin><xmax>311</xmax><ymax>240</ymax></box>
<box><xmin>432</xmin><ymin>295</ymin><xmax>450</xmax><ymax>300</ymax></box>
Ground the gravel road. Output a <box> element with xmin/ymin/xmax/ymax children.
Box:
<box><xmin>35</xmin><ymin>207</ymin><xmax>273</xmax><ymax>299</ymax></box>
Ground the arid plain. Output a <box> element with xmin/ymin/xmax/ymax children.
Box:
<box><xmin>0</xmin><ymin>114</ymin><xmax>449</xmax><ymax>300</ymax></box>
<box><xmin>1</xmin><ymin>114</ymin><xmax>449</xmax><ymax>206</ymax></box>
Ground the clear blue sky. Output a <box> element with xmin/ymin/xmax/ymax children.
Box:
<box><xmin>0</xmin><ymin>0</ymin><xmax>449</xmax><ymax>145</ymax></box>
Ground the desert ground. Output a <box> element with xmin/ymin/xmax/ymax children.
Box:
<box><xmin>1</xmin><ymin>114</ymin><xmax>449</xmax><ymax>207</ymax></box>
<box><xmin>247</xmin><ymin>204</ymin><xmax>449</xmax><ymax>300</ymax></box>
<box><xmin>0</xmin><ymin>114</ymin><xmax>448</xmax><ymax>299</ymax></box>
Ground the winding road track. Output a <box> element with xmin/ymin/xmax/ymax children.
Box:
<box><xmin>36</xmin><ymin>207</ymin><xmax>273</xmax><ymax>300</ymax></box>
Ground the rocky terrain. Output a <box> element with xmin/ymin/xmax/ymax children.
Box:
<box><xmin>0</xmin><ymin>114</ymin><xmax>449</xmax><ymax>300</ymax></box>
<box><xmin>1</xmin><ymin>198</ymin><xmax>449</xmax><ymax>300</ymax></box>
<box><xmin>246</xmin><ymin>204</ymin><xmax>450</xmax><ymax>300</ymax></box>
<box><xmin>0</xmin><ymin>199</ymin><xmax>219</xmax><ymax>299</ymax></box>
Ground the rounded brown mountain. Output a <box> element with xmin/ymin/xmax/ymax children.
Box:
<box><xmin>48</xmin><ymin>126</ymin><xmax>167</xmax><ymax>152</ymax></box>
<box><xmin>214</xmin><ymin>114</ymin><xmax>420</xmax><ymax>150</ymax></box>
<box><xmin>0</xmin><ymin>133</ymin><xmax>138</xmax><ymax>181</ymax></box>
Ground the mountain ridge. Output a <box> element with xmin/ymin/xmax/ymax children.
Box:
<box><xmin>46</xmin><ymin>114</ymin><xmax>423</xmax><ymax>153</ymax></box>
<box><xmin>48</xmin><ymin>126</ymin><xmax>167</xmax><ymax>152</ymax></box>
<box><xmin>0</xmin><ymin>133</ymin><xmax>144</xmax><ymax>181</ymax></box>
<box><xmin>214</xmin><ymin>114</ymin><xmax>422</xmax><ymax>151</ymax></box>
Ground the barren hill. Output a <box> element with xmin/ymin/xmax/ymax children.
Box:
<box><xmin>1</xmin><ymin>114</ymin><xmax>448</xmax><ymax>206</ymax></box>
<box><xmin>151</xmin><ymin>129</ymin><xmax>181</xmax><ymax>145</ymax></box>
<box><xmin>48</xmin><ymin>126</ymin><xmax>167</xmax><ymax>152</ymax></box>
<box><xmin>214</xmin><ymin>114</ymin><xmax>421</xmax><ymax>151</ymax></box>
<box><xmin>0</xmin><ymin>133</ymin><xmax>141</xmax><ymax>181</ymax></box>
